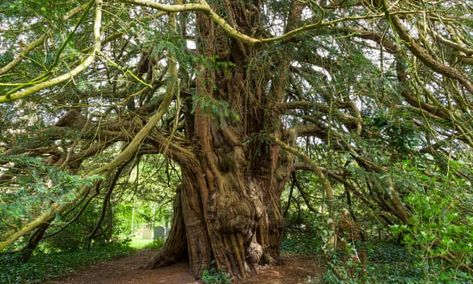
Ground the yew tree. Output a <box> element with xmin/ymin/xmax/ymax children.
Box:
<box><xmin>1</xmin><ymin>0</ymin><xmax>473</xmax><ymax>279</ymax></box>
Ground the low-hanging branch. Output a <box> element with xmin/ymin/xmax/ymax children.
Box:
<box><xmin>270</xmin><ymin>135</ymin><xmax>337</xmax><ymax>246</ymax></box>
<box><xmin>88</xmin><ymin>163</ymin><xmax>127</xmax><ymax>245</ymax></box>
<box><xmin>382</xmin><ymin>0</ymin><xmax>473</xmax><ymax>94</ymax></box>
<box><xmin>0</xmin><ymin>9</ymin><xmax>181</xmax><ymax>249</ymax></box>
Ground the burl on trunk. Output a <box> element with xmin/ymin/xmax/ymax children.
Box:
<box><xmin>147</xmin><ymin>1</ymin><xmax>299</xmax><ymax>278</ymax></box>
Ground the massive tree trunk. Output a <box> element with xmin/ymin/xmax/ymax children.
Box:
<box><xmin>148</xmin><ymin>138</ymin><xmax>293</xmax><ymax>278</ymax></box>
<box><xmin>147</xmin><ymin>1</ymin><xmax>299</xmax><ymax>279</ymax></box>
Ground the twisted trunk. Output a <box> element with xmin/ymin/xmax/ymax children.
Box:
<box><xmin>148</xmin><ymin>148</ymin><xmax>292</xmax><ymax>278</ymax></box>
<box><xmin>146</xmin><ymin>1</ymin><xmax>297</xmax><ymax>278</ymax></box>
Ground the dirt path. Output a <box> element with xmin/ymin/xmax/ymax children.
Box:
<box><xmin>48</xmin><ymin>250</ymin><xmax>323</xmax><ymax>284</ymax></box>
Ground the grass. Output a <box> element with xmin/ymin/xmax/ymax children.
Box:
<box><xmin>129</xmin><ymin>238</ymin><xmax>153</xmax><ymax>249</ymax></box>
<box><xmin>0</xmin><ymin>244</ymin><xmax>135</xmax><ymax>284</ymax></box>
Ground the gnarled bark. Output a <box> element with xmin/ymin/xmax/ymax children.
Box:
<box><xmin>146</xmin><ymin>0</ymin><xmax>299</xmax><ymax>279</ymax></box>
<box><xmin>145</xmin><ymin>185</ymin><xmax>187</xmax><ymax>269</ymax></box>
<box><xmin>149</xmin><ymin>163</ymin><xmax>289</xmax><ymax>278</ymax></box>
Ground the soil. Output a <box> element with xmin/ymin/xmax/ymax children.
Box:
<box><xmin>48</xmin><ymin>250</ymin><xmax>324</xmax><ymax>284</ymax></box>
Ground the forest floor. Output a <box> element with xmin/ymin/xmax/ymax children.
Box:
<box><xmin>47</xmin><ymin>249</ymin><xmax>324</xmax><ymax>284</ymax></box>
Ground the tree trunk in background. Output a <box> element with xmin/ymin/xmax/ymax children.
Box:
<box><xmin>145</xmin><ymin>185</ymin><xmax>187</xmax><ymax>268</ymax></box>
<box><xmin>148</xmin><ymin>0</ymin><xmax>299</xmax><ymax>278</ymax></box>
<box><xmin>21</xmin><ymin>222</ymin><xmax>50</xmax><ymax>261</ymax></box>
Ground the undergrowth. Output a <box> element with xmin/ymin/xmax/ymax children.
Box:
<box><xmin>0</xmin><ymin>244</ymin><xmax>135</xmax><ymax>284</ymax></box>
<box><xmin>281</xmin><ymin>230</ymin><xmax>320</xmax><ymax>255</ymax></box>
<box><xmin>201</xmin><ymin>267</ymin><xmax>232</xmax><ymax>284</ymax></box>
<box><xmin>142</xmin><ymin>237</ymin><xmax>165</xmax><ymax>250</ymax></box>
<box><xmin>281</xmin><ymin>229</ymin><xmax>473</xmax><ymax>283</ymax></box>
<box><xmin>321</xmin><ymin>242</ymin><xmax>425</xmax><ymax>284</ymax></box>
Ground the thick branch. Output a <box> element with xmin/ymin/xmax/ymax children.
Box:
<box><xmin>382</xmin><ymin>0</ymin><xmax>473</xmax><ymax>93</ymax></box>
<box><xmin>124</xmin><ymin>0</ymin><xmax>391</xmax><ymax>45</ymax></box>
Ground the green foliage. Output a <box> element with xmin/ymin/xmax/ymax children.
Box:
<box><xmin>42</xmin><ymin>200</ymin><xmax>114</xmax><ymax>251</ymax></box>
<box><xmin>391</xmin><ymin>187</ymin><xmax>473</xmax><ymax>280</ymax></box>
<box><xmin>192</xmin><ymin>94</ymin><xmax>240</xmax><ymax>124</ymax></box>
<box><xmin>366</xmin><ymin>108</ymin><xmax>421</xmax><ymax>153</ymax></box>
<box><xmin>321</xmin><ymin>243</ymin><xmax>424</xmax><ymax>284</ymax></box>
<box><xmin>281</xmin><ymin>213</ymin><xmax>323</xmax><ymax>255</ymax></box>
<box><xmin>142</xmin><ymin>237</ymin><xmax>165</xmax><ymax>250</ymax></box>
<box><xmin>0</xmin><ymin>243</ymin><xmax>134</xmax><ymax>284</ymax></box>
<box><xmin>280</xmin><ymin>230</ymin><xmax>321</xmax><ymax>255</ymax></box>
<box><xmin>114</xmin><ymin>155</ymin><xmax>176</xmax><ymax>238</ymax></box>
<box><xmin>364</xmin><ymin>243</ymin><xmax>423</xmax><ymax>283</ymax></box>
<box><xmin>285</xmin><ymin>158</ymin><xmax>473</xmax><ymax>283</ymax></box>
<box><xmin>356</xmin><ymin>243</ymin><xmax>473</xmax><ymax>283</ymax></box>
<box><xmin>42</xmin><ymin>155</ymin><xmax>177</xmax><ymax>252</ymax></box>
<box><xmin>0</xmin><ymin>0</ymin><xmax>78</xmax><ymax>21</ymax></box>
<box><xmin>0</xmin><ymin>155</ymin><xmax>102</xmax><ymax>247</ymax></box>
<box><xmin>201</xmin><ymin>268</ymin><xmax>232</xmax><ymax>284</ymax></box>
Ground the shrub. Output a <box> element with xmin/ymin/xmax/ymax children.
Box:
<box><xmin>391</xmin><ymin>188</ymin><xmax>473</xmax><ymax>281</ymax></box>
<box><xmin>201</xmin><ymin>268</ymin><xmax>232</xmax><ymax>284</ymax></box>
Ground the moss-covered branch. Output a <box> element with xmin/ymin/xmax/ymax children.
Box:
<box><xmin>0</xmin><ymin>0</ymin><xmax>103</xmax><ymax>103</ymax></box>
<box><xmin>382</xmin><ymin>0</ymin><xmax>473</xmax><ymax>93</ymax></box>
